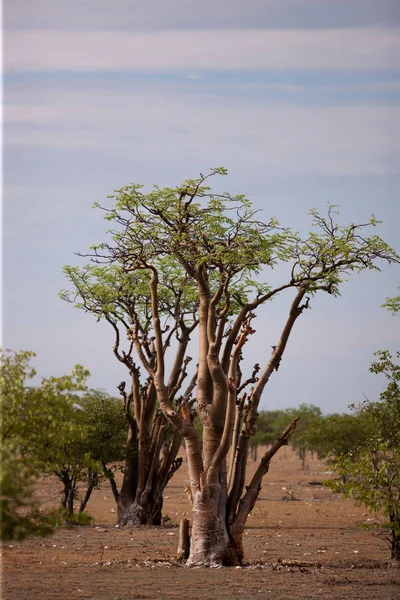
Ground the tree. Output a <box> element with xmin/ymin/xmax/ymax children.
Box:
<box><xmin>47</xmin><ymin>387</ymin><xmax>128</xmax><ymax>520</ymax></box>
<box><xmin>327</xmin><ymin>351</ymin><xmax>400</xmax><ymax>560</ymax></box>
<box><xmin>274</xmin><ymin>404</ymin><xmax>322</xmax><ymax>469</ymax></box>
<box><xmin>249</xmin><ymin>409</ymin><xmax>285</xmax><ymax>461</ymax></box>
<box><xmin>0</xmin><ymin>349</ymin><xmax>121</xmax><ymax>525</ymax></box>
<box><xmin>78</xmin><ymin>389</ymin><xmax>128</xmax><ymax>513</ymax></box>
<box><xmin>26</xmin><ymin>379</ymin><xmax>128</xmax><ymax>520</ymax></box>
<box><xmin>62</xmin><ymin>168</ymin><xmax>398</xmax><ymax>565</ymax></box>
<box><xmin>20</xmin><ymin>364</ymin><xmax>99</xmax><ymax>520</ymax></box>
<box><xmin>61</xmin><ymin>263</ymin><xmax>190</xmax><ymax>526</ymax></box>
<box><xmin>305</xmin><ymin>411</ymin><xmax>374</xmax><ymax>464</ymax></box>
<box><xmin>0</xmin><ymin>350</ymin><xmax>59</xmax><ymax>540</ymax></box>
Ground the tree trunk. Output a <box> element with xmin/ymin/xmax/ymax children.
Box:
<box><xmin>185</xmin><ymin>418</ymin><xmax>300</xmax><ymax>566</ymax></box>
<box><xmin>391</xmin><ymin>529</ymin><xmax>400</xmax><ymax>561</ymax></box>
<box><xmin>79</xmin><ymin>469</ymin><xmax>99</xmax><ymax>513</ymax></box>
<box><xmin>389</xmin><ymin>509</ymin><xmax>400</xmax><ymax>561</ymax></box>
<box><xmin>58</xmin><ymin>470</ymin><xmax>76</xmax><ymax>516</ymax></box>
<box><xmin>112</xmin><ymin>404</ymin><xmax>182</xmax><ymax>526</ymax></box>
<box><xmin>117</xmin><ymin>492</ymin><xmax>163</xmax><ymax>526</ymax></box>
<box><xmin>188</xmin><ymin>487</ymin><xmax>232</xmax><ymax>566</ymax></box>
<box><xmin>177</xmin><ymin>518</ymin><xmax>190</xmax><ymax>560</ymax></box>
<box><xmin>299</xmin><ymin>447</ymin><xmax>306</xmax><ymax>470</ymax></box>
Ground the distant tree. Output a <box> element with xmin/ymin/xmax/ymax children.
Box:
<box><xmin>251</xmin><ymin>410</ymin><xmax>286</xmax><ymax>446</ymax></box>
<box><xmin>274</xmin><ymin>404</ymin><xmax>322</xmax><ymax>469</ymax></box>
<box><xmin>305</xmin><ymin>411</ymin><xmax>374</xmax><ymax>464</ymax></box>
<box><xmin>27</xmin><ymin>381</ymin><xmax>128</xmax><ymax>520</ymax></box>
<box><xmin>326</xmin><ymin>351</ymin><xmax>400</xmax><ymax>560</ymax></box>
<box><xmin>61</xmin><ymin>168</ymin><xmax>399</xmax><ymax>565</ymax></box>
<box><xmin>249</xmin><ymin>410</ymin><xmax>286</xmax><ymax>460</ymax></box>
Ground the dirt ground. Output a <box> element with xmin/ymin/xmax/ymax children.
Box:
<box><xmin>2</xmin><ymin>447</ymin><xmax>399</xmax><ymax>600</ymax></box>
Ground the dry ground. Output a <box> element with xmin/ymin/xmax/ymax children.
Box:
<box><xmin>2</xmin><ymin>447</ymin><xmax>399</xmax><ymax>600</ymax></box>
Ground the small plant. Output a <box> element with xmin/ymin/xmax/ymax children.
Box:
<box><xmin>62</xmin><ymin>509</ymin><xmax>94</xmax><ymax>526</ymax></box>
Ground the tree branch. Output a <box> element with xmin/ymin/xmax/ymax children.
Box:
<box><xmin>231</xmin><ymin>416</ymin><xmax>299</xmax><ymax>534</ymax></box>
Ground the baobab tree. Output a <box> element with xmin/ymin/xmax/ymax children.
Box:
<box><xmin>63</xmin><ymin>168</ymin><xmax>398</xmax><ymax>564</ymax></box>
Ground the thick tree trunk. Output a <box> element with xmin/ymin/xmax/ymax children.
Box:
<box><xmin>117</xmin><ymin>488</ymin><xmax>163</xmax><ymax>526</ymax></box>
<box><xmin>188</xmin><ymin>487</ymin><xmax>232</xmax><ymax>566</ymax></box>
<box><xmin>187</xmin><ymin>489</ymin><xmax>244</xmax><ymax>566</ymax></box>
<box><xmin>185</xmin><ymin>418</ymin><xmax>300</xmax><ymax>566</ymax></box>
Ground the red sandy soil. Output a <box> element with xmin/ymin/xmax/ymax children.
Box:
<box><xmin>2</xmin><ymin>447</ymin><xmax>399</xmax><ymax>600</ymax></box>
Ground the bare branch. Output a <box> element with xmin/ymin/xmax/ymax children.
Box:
<box><xmin>231</xmin><ymin>416</ymin><xmax>299</xmax><ymax>534</ymax></box>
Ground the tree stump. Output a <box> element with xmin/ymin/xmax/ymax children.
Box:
<box><xmin>177</xmin><ymin>518</ymin><xmax>190</xmax><ymax>561</ymax></box>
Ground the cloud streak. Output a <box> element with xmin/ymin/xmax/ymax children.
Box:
<box><xmin>5</xmin><ymin>0</ymin><xmax>400</xmax><ymax>32</ymax></box>
<box><xmin>6</xmin><ymin>28</ymin><xmax>400</xmax><ymax>73</ymax></box>
<box><xmin>5</xmin><ymin>84</ymin><xmax>400</xmax><ymax>177</ymax></box>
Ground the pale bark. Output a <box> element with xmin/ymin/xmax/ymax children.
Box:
<box><xmin>188</xmin><ymin>488</ymin><xmax>230</xmax><ymax>566</ymax></box>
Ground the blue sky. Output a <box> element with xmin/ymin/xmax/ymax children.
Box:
<box><xmin>3</xmin><ymin>0</ymin><xmax>400</xmax><ymax>413</ymax></box>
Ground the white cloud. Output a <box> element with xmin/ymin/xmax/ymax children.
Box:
<box><xmin>5</xmin><ymin>28</ymin><xmax>400</xmax><ymax>73</ymax></box>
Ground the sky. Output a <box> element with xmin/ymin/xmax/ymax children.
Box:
<box><xmin>3</xmin><ymin>0</ymin><xmax>400</xmax><ymax>414</ymax></box>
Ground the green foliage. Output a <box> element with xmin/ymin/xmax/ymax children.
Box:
<box><xmin>325</xmin><ymin>351</ymin><xmax>400</xmax><ymax>559</ymax></box>
<box><xmin>253</xmin><ymin>404</ymin><xmax>322</xmax><ymax>450</ymax></box>
<box><xmin>0</xmin><ymin>350</ymin><xmax>127</xmax><ymax>537</ymax></box>
<box><xmin>0</xmin><ymin>350</ymin><xmax>61</xmax><ymax>540</ymax></box>
<box><xmin>78</xmin><ymin>389</ymin><xmax>128</xmax><ymax>468</ymax></box>
<box><xmin>304</xmin><ymin>411</ymin><xmax>374</xmax><ymax>462</ymax></box>
<box><xmin>250</xmin><ymin>410</ymin><xmax>286</xmax><ymax>446</ymax></box>
<box><xmin>60</xmin><ymin>508</ymin><xmax>94</xmax><ymax>526</ymax></box>
<box><xmin>63</xmin><ymin>173</ymin><xmax>398</xmax><ymax>317</ymax></box>
<box><xmin>33</xmin><ymin>386</ymin><xmax>127</xmax><ymax>517</ymax></box>
<box><xmin>0</xmin><ymin>440</ymin><xmax>61</xmax><ymax>541</ymax></box>
<box><xmin>275</xmin><ymin>404</ymin><xmax>322</xmax><ymax>451</ymax></box>
<box><xmin>382</xmin><ymin>288</ymin><xmax>400</xmax><ymax>314</ymax></box>
<box><xmin>95</xmin><ymin>169</ymin><xmax>292</xmax><ymax>282</ymax></box>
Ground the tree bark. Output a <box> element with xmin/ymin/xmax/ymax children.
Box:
<box><xmin>58</xmin><ymin>470</ymin><xmax>77</xmax><ymax>516</ymax></box>
<box><xmin>188</xmin><ymin>487</ymin><xmax>232</xmax><ymax>566</ymax></box>
<box><xmin>177</xmin><ymin>518</ymin><xmax>190</xmax><ymax>561</ymax></box>
<box><xmin>115</xmin><ymin>418</ymin><xmax>182</xmax><ymax>526</ymax></box>
<box><xmin>117</xmin><ymin>493</ymin><xmax>163</xmax><ymax>526</ymax></box>
<box><xmin>79</xmin><ymin>469</ymin><xmax>99</xmax><ymax>513</ymax></box>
